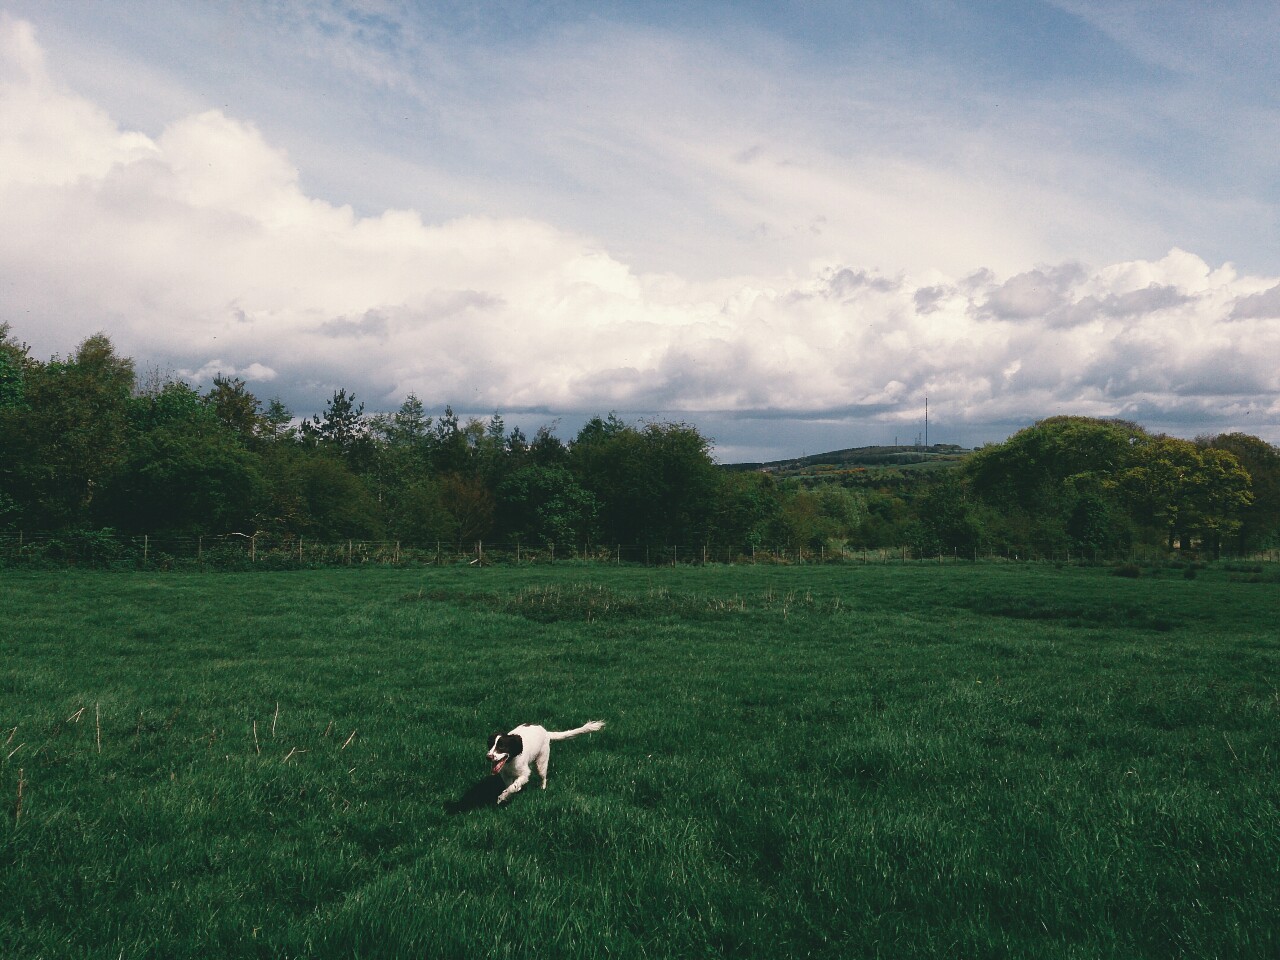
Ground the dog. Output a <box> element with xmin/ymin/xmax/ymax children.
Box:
<box><xmin>486</xmin><ymin>721</ymin><xmax>605</xmax><ymax>804</ymax></box>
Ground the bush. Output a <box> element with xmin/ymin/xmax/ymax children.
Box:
<box><xmin>34</xmin><ymin>528</ymin><xmax>134</xmax><ymax>567</ymax></box>
<box><xmin>1111</xmin><ymin>563</ymin><xmax>1142</xmax><ymax>579</ymax></box>
<box><xmin>1222</xmin><ymin>562</ymin><xmax>1263</xmax><ymax>574</ymax></box>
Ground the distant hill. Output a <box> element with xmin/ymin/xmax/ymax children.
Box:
<box><xmin>722</xmin><ymin>443</ymin><xmax>971</xmax><ymax>475</ymax></box>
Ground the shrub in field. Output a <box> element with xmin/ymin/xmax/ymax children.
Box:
<box><xmin>196</xmin><ymin>543</ymin><xmax>256</xmax><ymax>571</ymax></box>
<box><xmin>1112</xmin><ymin>562</ymin><xmax>1142</xmax><ymax>578</ymax></box>
<box><xmin>1227</xmin><ymin>571</ymin><xmax>1275</xmax><ymax>584</ymax></box>
<box><xmin>32</xmin><ymin>527</ymin><xmax>133</xmax><ymax>567</ymax></box>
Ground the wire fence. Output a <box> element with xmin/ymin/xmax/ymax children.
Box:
<box><xmin>3</xmin><ymin>530</ymin><xmax>1272</xmax><ymax>571</ymax></box>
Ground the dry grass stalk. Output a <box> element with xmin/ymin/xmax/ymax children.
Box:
<box><xmin>14</xmin><ymin>768</ymin><xmax>24</xmax><ymax>822</ymax></box>
<box><xmin>341</xmin><ymin>730</ymin><xmax>357</xmax><ymax>750</ymax></box>
<box><xmin>323</xmin><ymin>720</ymin><xmax>334</xmax><ymax>738</ymax></box>
<box><xmin>1224</xmin><ymin>733</ymin><xmax>1240</xmax><ymax>763</ymax></box>
<box><xmin>66</xmin><ymin>707</ymin><xmax>85</xmax><ymax>723</ymax></box>
<box><xmin>4</xmin><ymin>726</ymin><xmax>16</xmax><ymax>747</ymax></box>
<box><xmin>282</xmin><ymin>747</ymin><xmax>307</xmax><ymax>764</ymax></box>
<box><xmin>6</xmin><ymin>743</ymin><xmax>24</xmax><ymax>761</ymax></box>
<box><xmin>272</xmin><ymin>702</ymin><xmax>280</xmax><ymax>738</ymax></box>
<box><xmin>253</xmin><ymin>720</ymin><xmax>260</xmax><ymax>755</ymax></box>
<box><xmin>95</xmin><ymin>703</ymin><xmax>101</xmax><ymax>754</ymax></box>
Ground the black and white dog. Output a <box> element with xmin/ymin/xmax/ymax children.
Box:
<box><xmin>486</xmin><ymin>721</ymin><xmax>605</xmax><ymax>804</ymax></box>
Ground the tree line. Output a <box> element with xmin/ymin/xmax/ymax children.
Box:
<box><xmin>2</xmin><ymin>326</ymin><xmax>1278</xmax><ymax>560</ymax></box>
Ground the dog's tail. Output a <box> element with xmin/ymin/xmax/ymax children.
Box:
<box><xmin>547</xmin><ymin>720</ymin><xmax>605</xmax><ymax>741</ymax></box>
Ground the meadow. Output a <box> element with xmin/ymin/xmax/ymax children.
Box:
<box><xmin>0</xmin><ymin>562</ymin><xmax>1276</xmax><ymax>959</ymax></box>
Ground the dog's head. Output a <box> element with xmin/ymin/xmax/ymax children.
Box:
<box><xmin>486</xmin><ymin>731</ymin><xmax>523</xmax><ymax>775</ymax></box>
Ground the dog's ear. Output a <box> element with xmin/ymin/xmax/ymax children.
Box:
<box><xmin>487</xmin><ymin>732</ymin><xmax>502</xmax><ymax>749</ymax></box>
<box><xmin>498</xmin><ymin>733</ymin><xmax>523</xmax><ymax>757</ymax></box>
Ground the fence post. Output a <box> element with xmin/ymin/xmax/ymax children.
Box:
<box><xmin>251</xmin><ymin>534</ymin><xmax>256</xmax><ymax>563</ymax></box>
<box><xmin>347</xmin><ymin>540</ymin><xmax>352</xmax><ymax>565</ymax></box>
<box><xmin>299</xmin><ymin>537</ymin><xmax>303</xmax><ymax>563</ymax></box>
<box><xmin>198</xmin><ymin>536</ymin><xmax>203</xmax><ymax>568</ymax></box>
<box><xmin>617</xmin><ymin>544</ymin><xmax>621</xmax><ymax>564</ymax></box>
<box><xmin>143</xmin><ymin>534</ymin><xmax>149</xmax><ymax>564</ymax></box>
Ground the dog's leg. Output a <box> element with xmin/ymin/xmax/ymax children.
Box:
<box><xmin>536</xmin><ymin>748</ymin><xmax>550</xmax><ymax>789</ymax></box>
<box><xmin>497</xmin><ymin>773</ymin><xmax>530</xmax><ymax>804</ymax></box>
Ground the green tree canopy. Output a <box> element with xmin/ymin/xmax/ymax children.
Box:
<box><xmin>204</xmin><ymin>375</ymin><xmax>266</xmax><ymax>446</ymax></box>
<box><xmin>1201</xmin><ymin>433</ymin><xmax>1280</xmax><ymax>552</ymax></box>
<box><xmin>1116</xmin><ymin>436</ymin><xmax>1252</xmax><ymax>554</ymax></box>
<box><xmin>302</xmin><ymin>389</ymin><xmax>372</xmax><ymax>469</ymax></box>
<box><xmin>0</xmin><ymin>322</ymin><xmax>29</xmax><ymax>411</ymax></box>
<box><xmin>9</xmin><ymin>334</ymin><xmax>136</xmax><ymax>527</ymax></box>
<box><xmin>967</xmin><ymin>416</ymin><xmax>1147</xmax><ymax>512</ymax></box>
<box><xmin>570</xmin><ymin>417</ymin><xmax>720</xmax><ymax>546</ymax></box>
<box><xmin>497</xmin><ymin>464</ymin><xmax>600</xmax><ymax>547</ymax></box>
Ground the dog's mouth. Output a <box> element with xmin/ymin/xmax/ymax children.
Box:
<box><xmin>491</xmin><ymin>754</ymin><xmax>508</xmax><ymax>775</ymax></box>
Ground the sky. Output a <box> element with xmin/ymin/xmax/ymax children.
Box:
<box><xmin>1</xmin><ymin>0</ymin><xmax>1278</xmax><ymax>462</ymax></box>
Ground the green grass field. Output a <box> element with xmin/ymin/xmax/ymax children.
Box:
<box><xmin>1</xmin><ymin>563</ymin><xmax>1277</xmax><ymax>959</ymax></box>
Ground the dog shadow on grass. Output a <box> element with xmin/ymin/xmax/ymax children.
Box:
<box><xmin>443</xmin><ymin>776</ymin><xmax>505</xmax><ymax>814</ymax></box>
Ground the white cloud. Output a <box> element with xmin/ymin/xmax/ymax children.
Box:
<box><xmin>180</xmin><ymin>360</ymin><xmax>278</xmax><ymax>383</ymax></box>
<box><xmin>0</xmin><ymin>15</ymin><xmax>1277</xmax><ymax>450</ymax></box>
<box><xmin>0</xmin><ymin>15</ymin><xmax>157</xmax><ymax>185</ymax></box>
